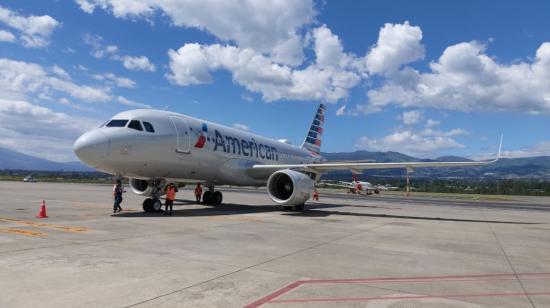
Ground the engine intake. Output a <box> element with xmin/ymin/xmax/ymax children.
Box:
<box><xmin>267</xmin><ymin>170</ymin><xmax>314</xmax><ymax>206</ymax></box>
<box><xmin>129</xmin><ymin>178</ymin><xmax>165</xmax><ymax>197</ymax></box>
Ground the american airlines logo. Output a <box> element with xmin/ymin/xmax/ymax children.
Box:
<box><xmin>212</xmin><ymin>129</ymin><xmax>279</xmax><ymax>161</ymax></box>
<box><xmin>194</xmin><ymin>123</ymin><xmax>208</xmax><ymax>148</ymax></box>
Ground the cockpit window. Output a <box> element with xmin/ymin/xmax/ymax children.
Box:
<box><xmin>106</xmin><ymin>119</ymin><xmax>128</xmax><ymax>127</ymax></box>
<box><xmin>143</xmin><ymin>122</ymin><xmax>155</xmax><ymax>133</ymax></box>
<box><xmin>128</xmin><ymin>120</ymin><xmax>143</xmax><ymax>131</ymax></box>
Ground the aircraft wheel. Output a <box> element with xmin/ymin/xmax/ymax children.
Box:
<box><xmin>294</xmin><ymin>204</ymin><xmax>305</xmax><ymax>211</ymax></box>
<box><xmin>153</xmin><ymin>199</ymin><xmax>163</xmax><ymax>212</ymax></box>
<box><xmin>212</xmin><ymin>191</ymin><xmax>223</xmax><ymax>205</ymax></box>
<box><xmin>202</xmin><ymin>191</ymin><xmax>212</xmax><ymax>205</ymax></box>
<box><xmin>142</xmin><ymin>198</ymin><xmax>154</xmax><ymax>212</ymax></box>
<box><xmin>283</xmin><ymin>206</ymin><xmax>292</xmax><ymax>211</ymax></box>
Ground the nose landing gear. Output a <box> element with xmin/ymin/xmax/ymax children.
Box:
<box><xmin>143</xmin><ymin>198</ymin><xmax>163</xmax><ymax>212</ymax></box>
<box><xmin>142</xmin><ymin>179</ymin><xmax>164</xmax><ymax>213</ymax></box>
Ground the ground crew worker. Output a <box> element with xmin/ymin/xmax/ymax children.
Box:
<box><xmin>164</xmin><ymin>183</ymin><xmax>178</xmax><ymax>215</ymax></box>
<box><xmin>312</xmin><ymin>188</ymin><xmax>319</xmax><ymax>201</ymax></box>
<box><xmin>194</xmin><ymin>184</ymin><xmax>203</xmax><ymax>203</ymax></box>
<box><xmin>113</xmin><ymin>180</ymin><xmax>125</xmax><ymax>213</ymax></box>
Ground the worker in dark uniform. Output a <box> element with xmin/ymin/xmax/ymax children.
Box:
<box><xmin>164</xmin><ymin>183</ymin><xmax>178</xmax><ymax>215</ymax></box>
<box><xmin>194</xmin><ymin>184</ymin><xmax>203</xmax><ymax>203</ymax></box>
<box><xmin>113</xmin><ymin>180</ymin><xmax>124</xmax><ymax>213</ymax></box>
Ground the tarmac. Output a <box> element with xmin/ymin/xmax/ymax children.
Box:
<box><xmin>1</xmin><ymin>181</ymin><xmax>550</xmax><ymax>307</ymax></box>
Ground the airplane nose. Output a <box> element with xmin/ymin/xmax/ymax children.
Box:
<box><xmin>74</xmin><ymin>130</ymin><xmax>110</xmax><ymax>168</ymax></box>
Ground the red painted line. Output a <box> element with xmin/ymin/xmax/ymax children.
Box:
<box><xmin>269</xmin><ymin>291</ymin><xmax>550</xmax><ymax>304</ymax></box>
<box><xmin>244</xmin><ymin>273</ymin><xmax>550</xmax><ymax>307</ymax></box>
<box><xmin>302</xmin><ymin>272</ymin><xmax>550</xmax><ymax>284</ymax></box>
<box><xmin>243</xmin><ymin>281</ymin><xmax>304</xmax><ymax>308</ymax></box>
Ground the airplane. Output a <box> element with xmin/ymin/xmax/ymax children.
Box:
<box><xmin>322</xmin><ymin>177</ymin><xmax>381</xmax><ymax>195</ymax></box>
<box><xmin>74</xmin><ymin>104</ymin><xmax>502</xmax><ymax>212</ymax></box>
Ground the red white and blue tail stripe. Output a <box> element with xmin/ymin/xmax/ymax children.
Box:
<box><xmin>301</xmin><ymin>104</ymin><xmax>325</xmax><ymax>156</ymax></box>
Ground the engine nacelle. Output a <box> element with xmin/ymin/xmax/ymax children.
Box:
<box><xmin>267</xmin><ymin>170</ymin><xmax>315</xmax><ymax>206</ymax></box>
<box><xmin>129</xmin><ymin>178</ymin><xmax>166</xmax><ymax>197</ymax></box>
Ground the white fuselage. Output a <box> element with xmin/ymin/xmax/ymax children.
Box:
<box><xmin>74</xmin><ymin>109</ymin><xmax>319</xmax><ymax>186</ymax></box>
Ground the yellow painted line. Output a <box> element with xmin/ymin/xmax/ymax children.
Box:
<box><xmin>0</xmin><ymin>218</ymin><xmax>89</xmax><ymax>233</ymax></box>
<box><xmin>0</xmin><ymin>227</ymin><xmax>46</xmax><ymax>237</ymax></box>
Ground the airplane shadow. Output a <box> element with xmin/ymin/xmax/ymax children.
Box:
<box><xmin>112</xmin><ymin>201</ymin><xmax>541</xmax><ymax>225</ymax></box>
<box><xmin>282</xmin><ymin>210</ymin><xmax>542</xmax><ymax>224</ymax></box>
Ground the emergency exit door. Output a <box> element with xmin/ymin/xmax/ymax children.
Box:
<box><xmin>170</xmin><ymin>116</ymin><xmax>190</xmax><ymax>154</ymax></box>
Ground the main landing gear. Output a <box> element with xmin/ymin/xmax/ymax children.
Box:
<box><xmin>143</xmin><ymin>179</ymin><xmax>164</xmax><ymax>213</ymax></box>
<box><xmin>283</xmin><ymin>204</ymin><xmax>305</xmax><ymax>211</ymax></box>
<box><xmin>202</xmin><ymin>186</ymin><xmax>223</xmax><ymax>205</ymax></box>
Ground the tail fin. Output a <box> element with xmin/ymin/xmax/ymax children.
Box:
<box><xmin>301</xmin><ymin>104</ymin><xmax>326</xmax><ymax>156</ymax></box>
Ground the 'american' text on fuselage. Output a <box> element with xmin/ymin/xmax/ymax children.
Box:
<box><xmin>213</xmin><ymin>129</ymin><xmax>279</xmax><ymax>161</ymax></box>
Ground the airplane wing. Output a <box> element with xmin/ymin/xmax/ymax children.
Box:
<box><xmin>253</xmin><ymin>136</ymin><xmax>502</xmax><ymax>174</ymax></box>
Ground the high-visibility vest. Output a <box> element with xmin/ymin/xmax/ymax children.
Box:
<box><xmin>166</xmin><ymin>187</ymin><xmax>176</xmax><ymax>200</ymax></box>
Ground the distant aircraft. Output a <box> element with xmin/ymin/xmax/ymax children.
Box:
<box><xmin>74</xmin><ymin>104</ymin><xmax>501</xmax><ymax>212</ymax></box>
<box><xmin>23</xmin><ymin>175</ymin><xmax>37</xmax><ymax>182</ymax></box>
<box><xmin>323</xmin><ymin>177</ymin><xmax>381</xmax><ymax>195</ymax></box>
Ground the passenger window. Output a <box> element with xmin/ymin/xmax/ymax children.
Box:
<box><xmin>106</xmin><ymin>119</ymin><xmax>129</xmax><ymax>127</ymax></box>
<box><xmin>143</xmin><ymin>122</ymin><xmax>155</xmax><ymax>133</ymax></box>
<box><xmin>128</xmin><ymin>120</ymin><xmax>143</xmax><ymax>131</ymax></box>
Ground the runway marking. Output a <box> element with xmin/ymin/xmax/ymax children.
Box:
<box><xmin>245</xmin><ymin>272</ymin><xmax>550</xmax><ymax>307</ymax></box>
<box><xmin>268</xmin><ymin>292</ymin><xmax>550</xmax><ymax>304</ymax></box>
<box><xmin>0</xmin><ymin>227</ymin><xmax>46</xmax><ymax>237</ymax></box>
<box><xmin>0</xmin><ymin>218</ymin><xmax>89</xmax><ymax>233</ymax></box>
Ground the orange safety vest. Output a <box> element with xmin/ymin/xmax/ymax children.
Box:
<box><xmin>166</xmin><ymin>187</ymin><xmax>176</xmax><ymax>201</ymax></box>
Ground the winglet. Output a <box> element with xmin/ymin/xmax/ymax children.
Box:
<box><xmin>496</xmin><ymin>134</ymin><xmax>503</xmax><ymax>161</ymax></box>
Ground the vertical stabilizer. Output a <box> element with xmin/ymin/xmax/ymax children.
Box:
<box><xmin>301</xmin><ymin>104</ymin><xmax>326</xmax><ymax>156</ymax></box>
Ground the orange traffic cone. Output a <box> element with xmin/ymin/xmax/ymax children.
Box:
<box><xmin>37</xmin><ymin>200</ymin><xmax>48</xmax><ymax>218</ymax></box>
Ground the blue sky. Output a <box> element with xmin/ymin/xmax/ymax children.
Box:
<box><xmin>0</xmin><ymin>0</ymin><xmax>549</xmax><ymax>162</ymax></box>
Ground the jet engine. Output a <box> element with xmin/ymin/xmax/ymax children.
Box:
<box><xmin>267</xmin><ymin>169</ymin><xmax>315</xmax><ymax>207</ymax></box>
<box><xmin>129</xmin><ymin>178</ymin><xmax>166</xmax><ymax>197</ymax></box>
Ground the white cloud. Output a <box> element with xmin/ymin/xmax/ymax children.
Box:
<box><xmin>116</xmin><ymin>96</ymin><xmax>151</xmax><ymax>108</ymax></box>
<box><xmin>232</xmin><ymin>123</ymin><xmax>249</xmax><ymax>131</ymax></box>
<box><xmin>498</xmin><ymin>142</ymin><xmax>550</xmax><ymax>158</ymax></box>
<box><xmin>367</xmin><ymin>41</ymin><xmax>550</xmax><ymax>114</ymax></box>
<box><xmin>241</xmin><ymin>93</ymin><xmax>254</xmax><ymax>103</ymax></box>
<box><xmin>84</xmin><ymin>33</ymin><xmax>156</xmax><ymax>72</ymax></box>
<box><xmin>75</xmin><ymin>0</ymin><xmax>315</xmax><ymax>66</ymax></box>
<box><xmin>0</xmin><ymin>5</ymin><xmax>60</xmax><ymax>47</ymax></box>
<box><xmin>166</xmin><ymin>33</ymin><xmax>362</xmax><ymax>103</ymax></box>
<box><xmin>0</xmin><ymin>58</ymin><xmax>111</xmax><ymax>102</ymax></box>
<box><xmin>0</xmin><ymin>99</ymin><xmax>99</xmax><ymax>161</ymax></box>
<box><xmin>336</xmin><ymin>105</ymin><xmax>346</xmax><ymax>116</ymax></box>
<box><xmin>51</xmin><ymin>65</ymin><xmax>71</xmax><ymax>79</ymax></box>
<box><xmin>355</xmin><ymin>127</ymin><xmax>467</xmax><ymax>157</ymax></box>
<box><xmin>471</xmin><ymin>141</ymin><xmax>550</xmax><ymax>160</ymax></box>
<box><xmin>401</xmin><ymin>110</ymin><xmax>422</xmax><ymax>125</ymax></box>
<box><xmin>118</xmin><ymin>55</ymin><xmax>156</xmax><ymax>72</ymax></box>
<box><xmin>366</xmin><ymin>21</ymin><xmax>424</xmax><ymax>75</ymax></box>
<box><xmin>0</xmin><ymin>29</ymin><xmax>15</xmax><ymax>42</ymax></box>
<box><xmin>425</xmin><ymin>119</ymin><xmax>440</xmax><ymax>127</ymax></box>
<box><xmin>92</xmin><ymin>72</ymin><xmax>136</xmax><ymax>88</ymax></box>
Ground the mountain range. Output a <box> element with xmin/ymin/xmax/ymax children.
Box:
<box><xmin>321</xmin><ymin>151</ymin><xmax>550</xmax><ymax>180</ymax></box>
<box><xmin>0</xmin><ymin>147</ymin><xmax>94</xmax><ymax>172</ymax></box>
<box><xmin>1</xmin><ymin>147</ymin><xmax>550</xmax><ymax>179</ymax></box>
